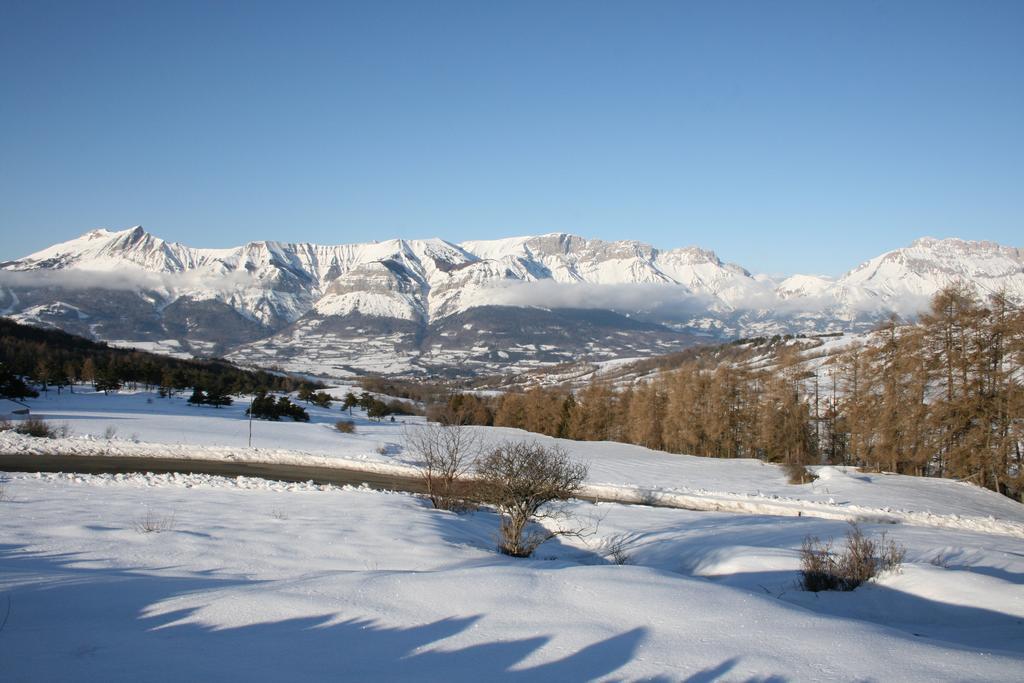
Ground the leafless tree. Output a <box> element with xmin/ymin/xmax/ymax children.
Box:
<box><xmin>475</xmin><ymin>441</ymin><xmax>588</xmax><ymax>557</ymax></box>
<box><xmin>405</xmin><ymin>422</ymin><xmax>481</xmax><ymax>510</ymax></box>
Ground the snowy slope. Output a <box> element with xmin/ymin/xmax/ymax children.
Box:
<box><xmin>840</xmin><ymin>237</ymin><xmax>1024</xmax><ymax>302</ymax></box>
<box><xmin>1</xmin><ymin>464</ymin><xmax>1022</xmax><ymax>680</ymax></box>
<box><xmin>2</xmin><ymin>389</ymin><xmax>1022</xmax><ymax>679</ymax></box>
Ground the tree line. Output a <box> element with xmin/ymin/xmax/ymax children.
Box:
<box><xmin>0</xmin><ymin>317</ymin><xmax>309</xmax><ymax>398</ymax></box>
<box><xmin>431</xmin><ymin>285</ymin><xmax>1024</xmax><ymax>500</ymax></box>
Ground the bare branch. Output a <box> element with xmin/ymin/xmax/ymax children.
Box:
<box><xmin>405</xmin><ymin>422</ymin><xmax>482</xmax><ymax>511</ymax></box>
<box><xmin>475</xmin><ymin>441</ymin><xmax>588</xmax><ymax>557</ymax></box>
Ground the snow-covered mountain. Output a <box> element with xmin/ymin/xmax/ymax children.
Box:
<box><xmin>835</xmin><ymin>237</ymin><xmax>1024</xmax><ymax>313</ymax></box>
<box><xmin>1</xmin><ymin>227</ymin><xmax>1021</xmax><ymax>377</ymax></box>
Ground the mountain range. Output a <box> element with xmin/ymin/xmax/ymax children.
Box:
<box><xmin>1</xmin><ymin>227</ymin><xmax>1021</xmax><ymax>377</ymax></box>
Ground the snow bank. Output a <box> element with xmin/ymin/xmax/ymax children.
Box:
<box><xmin>583</xmin><ymin>481</ymin><xmax>1024</xmax><ymax>538</ymax></box>
<box><xmin>0</xmin><ymin>429</ymin><xmax>420</xmax><ymax>478</ymax></box>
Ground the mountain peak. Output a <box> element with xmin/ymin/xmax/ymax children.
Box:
<box><xmin>81</xmin><ymin>225</ymin><xmax>144</xmax><ymax>239</ymax></box>
<box><xmin>907</xmin><ymin>236</ymin><xmax>1019</xmax><ymax>255</ymax></box>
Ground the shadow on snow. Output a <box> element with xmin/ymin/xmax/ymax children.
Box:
<box><xmin>0</xmin><ymin>543</ymin><xmax>645</xmax><ymax>682</ymax></box>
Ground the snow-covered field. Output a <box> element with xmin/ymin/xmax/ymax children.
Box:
<box><xmin>7</xmin><ymin>390</ymin><xmax>1024</xmax><ymax>536</ymax></box>
<box><xmin>2</xmin><ymin>389</ymin><xmax>1023</xmax><ymax>680</ymax></box>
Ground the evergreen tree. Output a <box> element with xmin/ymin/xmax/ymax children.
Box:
<box><xmin>94</xmin><ymin>370</ymin><xmax>122</xmax><ymax>395</ymax></box>
<box><xmin>367</xmin><ymin>400</ymin><xmax>389</xmax><ymax>421</ymax></box>
<box><xmin>0</xmin><ymin>365</ymin><xmax>38</xmax><ymax>399</ymax></box>
<box><xmin>205</xmin><ymin>384</ymin><xmax>233</xmax><ymax>408</ymax></box>
<box><xmin>311</xmin><ymin>391</ymin><xmax>333</xmax><ymax>408</ymax></box>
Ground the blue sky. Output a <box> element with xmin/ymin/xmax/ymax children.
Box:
<box><xmin>1</xmin><ymin>1</ymin><xmax>1021</xmax><ymax>275</ymax></box>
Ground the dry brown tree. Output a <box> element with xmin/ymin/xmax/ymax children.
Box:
<box><xmin>405</xmin><ymin>421</ymin><xmax>481</xmax><ymax>511</ymax></box>
<box><xmin>475</xmin><ymin>441</ymin><xmax>588</xmax><ymax>557</ymax></box>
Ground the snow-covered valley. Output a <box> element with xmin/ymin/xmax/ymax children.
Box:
<box><xmin>2</xmin><ymin>390</ymin><xmax>1022</xmax><ymax>680</ymax></box>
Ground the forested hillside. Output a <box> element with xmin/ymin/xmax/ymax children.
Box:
<box><xmin>0</xmin><ymin>317</ymin><xmax>306</xmax><ymax>397</ymax></box>
<box><xmin>437</xmin><ymin>285</ymin><xmax>1024</xmax><ymax>499</ymax></box>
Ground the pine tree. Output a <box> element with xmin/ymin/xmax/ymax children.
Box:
<box><xmin>205</xmin><ymin>384</ymin><xmax>233</xmax><ymax>408</ymax></box>
<box><xmin>94</xmin><ymin>370</ymin><xmax>122</xmax><ymax>395</ymax></box>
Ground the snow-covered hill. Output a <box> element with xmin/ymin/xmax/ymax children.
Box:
<box><xmin>2</xmin><ymin>227</ymin><xmax>1021</xmax><ymax>376</ymax></box>
<box><xmin>3</xmin><ymin>388</ymin><xmax>1023</xmax><ymax>680</ymax></box>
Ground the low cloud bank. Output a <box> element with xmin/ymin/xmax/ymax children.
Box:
<box><xmin>0</xmin><ymin>266</ymin><xmax>936</xmax><ymax>320</ymax></box>
<box><xmin>485</xmin><ymin>280</ymin><xmax>716</xmax><ymax>317</ymax></box>
<box><xmin>0</xmin><ymin>267</ymin><xmax>257</xmax><ymax>294</ymax></box>
<box><xmin>482</xmin><ymin>279</ymin><xmax>934</xmax><ymax>320</ymax></box>
<box><xmin>487</xmin><ymin>280</ymin><xmax>796</xmax><ymax>316</ymax></box>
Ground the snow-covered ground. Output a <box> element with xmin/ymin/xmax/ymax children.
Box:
<box><xmin>6</xmin><ymin>389</ymin><xmax>1024</xmax><ymax>536</ymax></box>
<box><xmin>1</xmin><ymin>470</ymin><xmax>1022</xmax><ymax>681</ymax></box>
<box><xmin>2</xmin><ymin>389</ymin><xmax>1023</xmax><ymax>680</ymax></box>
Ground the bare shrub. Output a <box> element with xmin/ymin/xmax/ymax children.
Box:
<box><xmin>0</xmin><ymin>418</ymin><xmax>11</xmax><ymax>432</ymax></box>
<box><xmin>800</xmin><ymin>536</ymin><xmax>837</xmax><ymax>592</ymax></box>
<box><xmin>132</xmin><ymin>509</ymin><xmax>176</xmax><ymax>534</ymax></box>
<box><xmin>335</xmin><ymin>420</ymin><xmax>356</xmax><ymax>434</ymax></box>
<box><xmin>15</xmin><ymin>417</ymin><xmax>54</xmax><ymax>438</ymax></box>
<box><xmin>102</xmin><ymin>425</ymin><xmax>118</xmax><ymax>440</ymax></box>
<box><xmin>879</xmin><ymin>532</ymin><xmax>907</xmax><ymax>571</ymax></box>
<box><xmin>800</xmin><ymin>523</ymin><xmax>905</xmax><ymax>591</ymax></box>
<box><xmin>475</xmin><ymin>441</ymin><xmax>588</xmax><ymax>557</ymax></box>
<box><xmin>783</xmin><ymin>462</ymin><xmax>818</xmax><ymax>485</ymax></box>
<box><xmin>406</xmin><ymin>422</ymin><xmax>481</xmax><ymax>511</ymax></box>
<box><xmin>598</xmin><ymin>532</ymin><xmax>639</xmax><ymax>565</ymax></box>
<box><xmin>54</xmin><ymin>422</ymin><xmax>73</xmax><ymax>438</ymax></box>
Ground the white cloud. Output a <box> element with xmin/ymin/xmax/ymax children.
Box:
<box><xmin>479</xmin><ymin>279</ymin><xmax>935</xmax><ymax>321</ymax></box>
<box><xmin>0</xmin><ymin>267</ymin><xmax>257</xmax><ymax>294</ymax></box>
<box><xmin>0</xmin><ymin>266</ymin><xmax>936</xmax><ymax>321</ymax></box>
<box><xmin>483</xmin><ymin>280</ymin><xmax>717</xmax><ymax>317</ymax></box>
